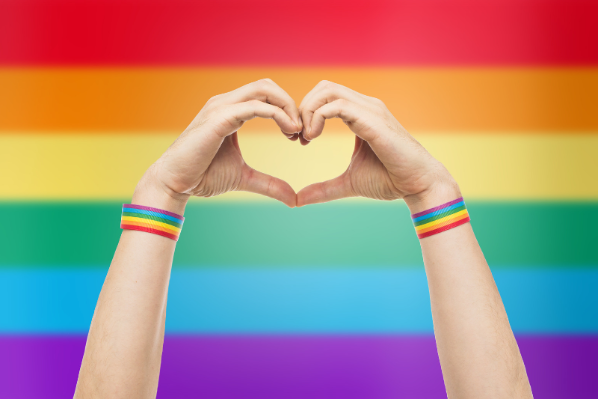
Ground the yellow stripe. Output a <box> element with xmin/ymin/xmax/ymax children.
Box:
<box><xmin>1</xmin><ymin>131</ymin><xmax>597</xmax><ymax>200</ymax></box>
<box><xmin>415</xmin><ymin>210</ymin><xmax>469</xmax><ymax>231</ymax></box>
<box><xmin>416</xmin><ymin>212</ymin><xmax>471</xmax><ymax>234</ymax></box>
<box><xmin>121</xmin><ymin>216</ymin><xmax>181</xmax><ymax>233</ymax></box>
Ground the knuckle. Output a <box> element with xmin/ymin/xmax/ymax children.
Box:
<box><xmin>206</xmin><ymin>94</ymin><xmax>221</xmax><ymax>105</ymax></box>
<box><xmin>335</xmin><ymin>98</ymin><xmax>348</xmax><ymax>107</ymax></box>
<box><xmin>319</xmin><ymin>87</ymin><xmax>333</xmax><ymax>99</ymax></box>
<box><xmin>213</xmin><ymin>108</ymin><xmax>231</xmax><ymax>123</ymax></box>
<box><xmin>313</xmin><ymin>107</ymin><xmax>325</xmax><ymax>118</ymax></box>
<box><xmin>265</xmin><ymin>176</ymin><xmax>275</xmax><ymax>195</ymax></box>
<box><xmin>322</xmin><ymin>80</ymin><xmax>337</xmax><ymax>90</ymax></box>
<box><xmin>370</xmin><ymin>96</ymin><xmax>385</xmax><ymax>107</ymax></box>
<box><xmin>255</xmin><ymin>78</ymin><xmax>273</xmax><ymax>89</ymax></box>
<box><xmin>275</xmin><ymin>108</ymin><xmax>287</xmax><ymax>119</ymax></box>
<box><xmin>205</xmin><ymin>106</ymin><xmax>224</xmax><ymax>120</ymax></box>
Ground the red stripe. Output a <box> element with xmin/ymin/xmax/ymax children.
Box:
<box><xmin>121</xmin><ymin>223</ymin><xmax>179</xmax><ymax>241</ymax></box>
<box><xmin>1</xmin><ymin>0</ymin><xmax>596</xmax><ymax>66</ymax></box>
<box><xmin>417</xmin><ymin>217</ymin><xmax>471</xmax><ymax>239</ymax></box>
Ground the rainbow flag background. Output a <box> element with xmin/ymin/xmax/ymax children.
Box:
<box><xmin>1</xmin><ymin>1</ymin><xmax>597</xmax><ymax>397</ymax></box>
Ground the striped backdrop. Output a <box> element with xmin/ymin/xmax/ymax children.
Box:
<box><xmin>1</xmin><ymin>1</ymin><xmax>597</xmax><ymax>398</ymax></box>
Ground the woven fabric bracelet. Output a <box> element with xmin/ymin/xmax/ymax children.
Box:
<box><xmin>120</xmin><ymin>204</ymin><xmax>184</xmax><ymax>241</ymax></box>
<box><xmin>411</xmin><ymin>197</ymin><xmax>470</xmax><ymax>239</ymax></box>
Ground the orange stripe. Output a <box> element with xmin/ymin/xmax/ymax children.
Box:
<box><xmin>1</xmin><ymin>68</ymin><xmax>597</xmax><ymax>132</ymax></box>
<box><xmin>417</xmin><ymin>217</ymin><xmax>471</xmax><ymax>239</ymax></box>
<box><xmin>416</xmin><ymin>213</ymin><xmax>471</xmax><ymax>235</ymax></box>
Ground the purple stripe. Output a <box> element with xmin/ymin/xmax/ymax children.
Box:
<box><xmin>411</xmin><ymin>197</ymin><xmax>464</xmax><ymax>219</ymax></box>
<box><xmin>0</xmin><ymin>335</ymin><xmax>596</xmax><ymax>398</ymax></box>
<box><xmin>123</xmin><ymin>204</ymin><xmax>184</xmax><ymax>221</ymax></box>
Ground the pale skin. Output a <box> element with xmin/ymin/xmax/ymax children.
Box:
<box><xmin>74</xmin><ymin>79</ymin><xmax>533</xmax><ymax>398</ymax></box>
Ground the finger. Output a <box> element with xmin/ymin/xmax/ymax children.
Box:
<box><xmin>214</xmin><ymin>79</ymin><xmax>302</xmax><ymax>132</ymax></box>
<box><xmin>299</xmin><ymin>80</ymin><xmax>366</xmax><ymax>117</ymax></box>
<box><xmin>296</xmin><ymin>173</ymin><xmax>354</xmax><ymax>207</ymax></box>
<box><xmin>288</xmin><ymin>133</ymin><xmax>300</xmax><ymax>141</ymax></box>
<box><xmin>299</xmin><ymin>80</ymin><xmax>368</xmax><ymax>139</ymax></box>
<box><xmin>299</xmin><ymin>134</ymin><xmax>310</xmax><ymax>146</ymax></box>
<box><xmin>221</xmin><ymin>100</ymin><xmax>299</xmax><ymax>137</ymax></box>
<box><xmin>239</xmin><ymin>166</ymin><xmax>297</xmax><ymax>208</ymax></box>
<box><xmin>306</xmin><ymin>98</ymin><xmax>378</xmax><ymax>142</ymax></box>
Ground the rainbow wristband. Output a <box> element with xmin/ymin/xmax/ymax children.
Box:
<box><xmin>411</xmin><ymin>197</ymin><xmax>470</xmax><ymax>239</ymax></box>
<box><xmin>120</xmin><ymin>204</ymin><xmax>184</xmax><ymax>241</ymax></box>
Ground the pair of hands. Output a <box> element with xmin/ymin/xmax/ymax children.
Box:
<box><xmin>135</xmin><ymin>79</ymin><xmax>458</xmax><ymax>213</ymax></box>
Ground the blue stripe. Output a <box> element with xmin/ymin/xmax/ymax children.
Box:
<box><xmin>1</xmin><ymin>267</ymin><xmax>596</xmax><ymax>334</ymax></box>
<box><xmin>122</xmin><ymin>207</ymin><xmax>183</xmax><ymax>224</ymax></box>
<box><xmin>411</xmin><ymin>201</ymin><xmax>465</xmax><ymax>222</ymax></box>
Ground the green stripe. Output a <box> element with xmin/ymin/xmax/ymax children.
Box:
<box><xmin>413</xmin><ymin>204</ymin><xmax>467</xmax><ymax>226</ymax></box>
<box><xmin>1</xmin><ymin>201</ymin><xmax>597</xmax><ymax>267</ymax></box>
<box><xmin>121</xmin><ymin>212</ymin><xmax>182</xmax><ymax>228</ymax></box>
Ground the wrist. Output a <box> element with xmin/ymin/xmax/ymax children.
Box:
<box><xmin>132</xmin><ymin>175</ymin><xmax>189</xmax><ymax>216</ymax></box>
<box><xmin>404</xmin><ymin>177</ymin><xmax>462</xmax><ymax>215</ymax></box>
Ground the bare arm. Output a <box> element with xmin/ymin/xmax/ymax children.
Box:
<box><xmin>73</xmin><ymin>189</ymin><xmax>185</xmax><ymax>398</ymax></box>
<box><xmin>74</xmin><ymin>79</ymin><xmax>301</xmax><ymax>398</ymax></box>
<box><xmin>296</xmin><ymin>81</ymin><xmax>533</xmax><ymax>398</ymax></box>
<box><xmin>408</xmin><ymin>185</ymin><xmax>533</xmax><ymax>398</ymax></box>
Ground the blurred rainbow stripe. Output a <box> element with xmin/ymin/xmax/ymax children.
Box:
<box><xmin>1</xmin><ymin>68</ymin><xmax>597</xmax><ymax>132</ymax></box>
<box><xmin>1</xmin><ymin>0</ymin><xmax>597</xmax><ymax>65</ymax></box>
<box><xmin>2</xmin><ymin>132</ymin><xmax>598</xmax><ymax>200</ymax></box>
<box><xmin>0</xmin><ymin>1</ymin><xmax>597</xmax><ymax>398</ymax></box>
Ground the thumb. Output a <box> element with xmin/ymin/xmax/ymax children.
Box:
<box><xmin>238</xmin><ymin>165</ymin><xmax>297</xmax><ymax>208</ymax></box>
<box><xmin>296</xmin><ymin>173</ymin><xmax>354</xmax><ymax>207</ymax></box>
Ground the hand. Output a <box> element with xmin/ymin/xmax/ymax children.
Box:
<box><xmin>296</xmin><ymin>81</ymin><xmax>460</xmax><ymax>212</ymax></box>
<box><xmin>134</xmin><ymin>79</ymin><xmax>302</xmax><ymax>212</ymax></box>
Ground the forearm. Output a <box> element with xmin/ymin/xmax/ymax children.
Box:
<box><xmin>75</xmin><ymin>186</ymin><xmax>187</xmax><ymax>399</ymax></box>
<box><xmin>406</xmin><ymin>182</ymin><xmax>533</xmax><ymax>398</ymax></box>
<box><xmin>74</xmin><ymin>79</ymin><xmax>300</xmax><ymax>398</ymax></box>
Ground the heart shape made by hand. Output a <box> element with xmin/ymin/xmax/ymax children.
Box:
<box><xmin>140</xmin><ymin>79</ymin><xmax>455</xmax><ymax>213</ymax></box>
